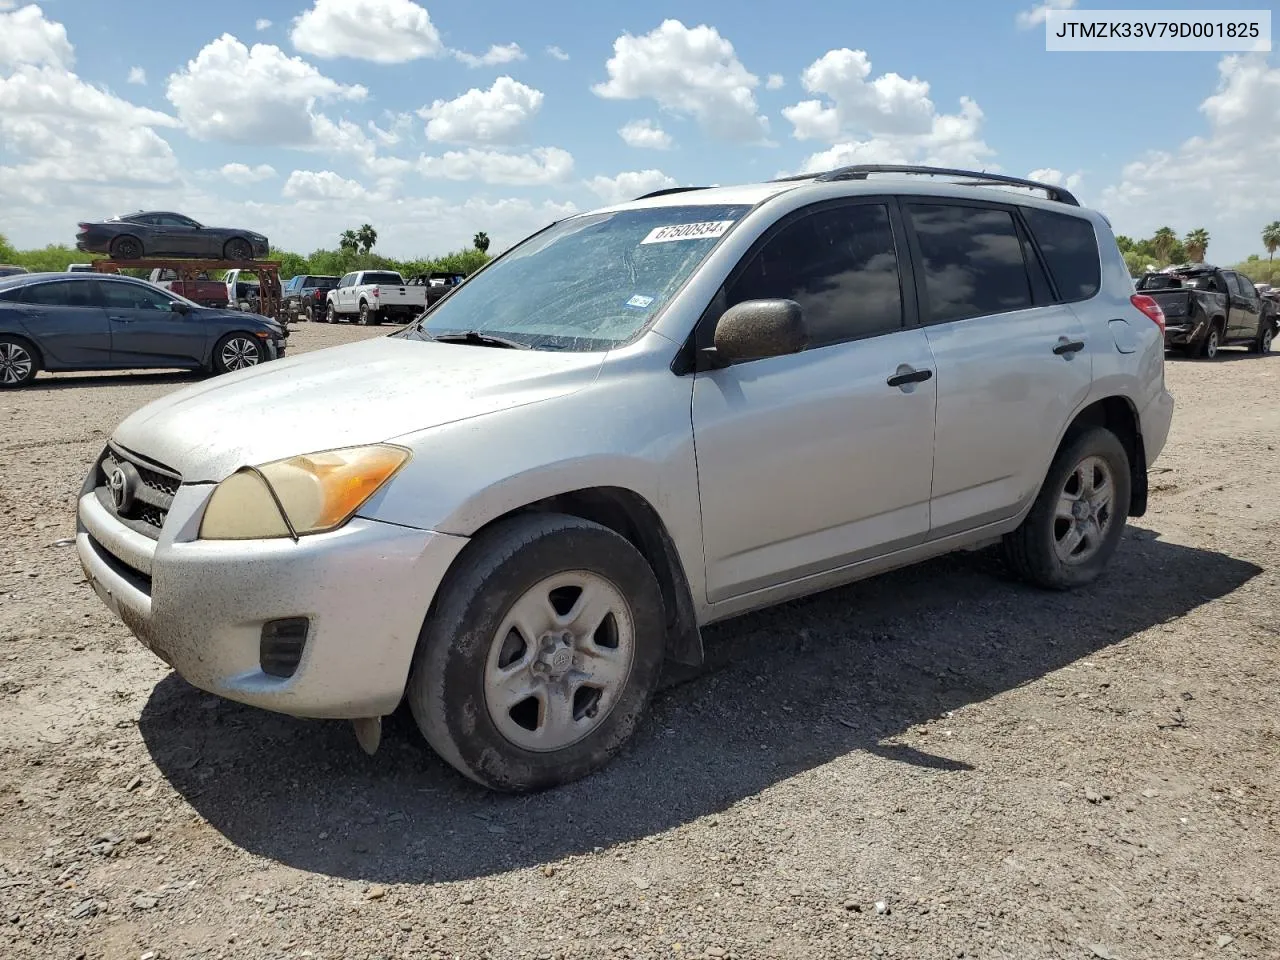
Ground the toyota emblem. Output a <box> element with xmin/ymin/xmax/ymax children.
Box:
<box><xmin>107</xmin><ymin>462</ymin><xmax>138</xmax><ymax>513</ymax></box>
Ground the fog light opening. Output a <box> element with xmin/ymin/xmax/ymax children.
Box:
<box><xmin>260</xmin><ymin>617</ymin><xmax>309</xmax><ymax>678</ymax></box>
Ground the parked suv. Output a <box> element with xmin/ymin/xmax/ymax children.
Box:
<box><xmin>76</xmin><ymin>165</ymin><xmax>1174</xmax><ymax>792</ymax></box>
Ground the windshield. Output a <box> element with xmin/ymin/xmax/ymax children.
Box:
<box><xmin>414</xmin><ymin>203</ymin><xmax>752</xmax><ymax>351</ymax></box>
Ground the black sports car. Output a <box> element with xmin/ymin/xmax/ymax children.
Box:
<box><xmin>76</xmin><ymin>211</ymin><xmax>270</xmax><ymax>262</ymax></box>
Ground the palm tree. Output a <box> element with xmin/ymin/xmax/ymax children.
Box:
<box><xmin>1151</xmin><ymin>226</ymin><xmax>1177</xmax><ymax>263</ymax></box>
<box><xmin>473</xmin><ymin>231</ymin><xmax>490</xmax><ymax>253</ymax></box>
<box><xmin>1184</xmin><ymin>228</ymin><xmax>1210</xmax><ymax>263</ymax></box>
<box><xmin>357</xmin><ymin>223</ymin><xmax>377</xmax><ymax>255</ymax></box>
<box><xmin>1263</xmin><ymin>221</ymin><xmax>1280</xmax><ymax>262</ymax></box>
<box><xmin>339</xmin><ymin>229</ymin><xmax>359</xmax><ymax>252</ymax></box>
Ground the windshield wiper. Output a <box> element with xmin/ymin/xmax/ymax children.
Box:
<box><xmin>426</xmin><ymin>330</ymin><xmax>531</xmax><ymax>350</ymax></box>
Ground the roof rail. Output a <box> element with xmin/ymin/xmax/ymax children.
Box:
<box><xmin>782</xmin><ymin>164</ymin><xmax>1081</xmax><ymax>206</ymax></box>
<box><xmin>632</xmin><ymin>186</ymin><xmax>709</xmax><ymax>201</ymax></box>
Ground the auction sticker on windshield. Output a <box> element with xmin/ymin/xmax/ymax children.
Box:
<box><xmin>640</xmin><ymin>221</ymin><xmax>735</xmax><ymax>244</ymax></box>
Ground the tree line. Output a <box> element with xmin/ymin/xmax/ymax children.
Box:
<box><xmin>1119</xmin><ymin>221</ymin><xmax>1280</xmax><ymax>285</ymax></box>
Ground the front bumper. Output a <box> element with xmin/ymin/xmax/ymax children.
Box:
<box><xmin>76</xmin><ymin>474</ymin><xmax>467</xmax><ymax>719</ymax></box>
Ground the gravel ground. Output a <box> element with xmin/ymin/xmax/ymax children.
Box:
<box><xmin>1</xmin><ymin>324</ymin><xmax>1277</xmax><ymax>960</ymax></box>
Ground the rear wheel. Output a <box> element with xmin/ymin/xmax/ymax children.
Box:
<box><xmin>212</xmin><ymin>333</ymin><xmax>264</xmax><ymax>374</ymax></box>
<box><xmin>223</xmin><ymin>238</ymin><xmax>253</xmax><ymax>261</ymax></box>
<box><xmin>1003</xmin><ymin>427</ymin><xmax>1131</xmax><ymax>590</ymax></box>
<box><xmin>406</xmin><ymin>513</ymin><xmax>666</xmax><ymax>792</ymax></box>
<box><xmin>110</xmin><ymin>236</ymin><xmax>142</xmax><ymax>260</ymax></box>
<box><xmin>358</xmin><ymin>301</ymin><xmax>378</xmax><ymax>326</ymax></box>
<box><xmin>0</xmin><ymin>337</ymin><xmax>39</xmax><ymax>387</ymax></box>
<box><xmin>1198</xmin><ymin>323</ymin><xmax>1222</xmax><ymax>359</ymax></box>
<box><xmin>1250</xmin><ymin>323</ymin><xmax>1274</xmax><ymax>355</ymax></box>
<box><xmin>324</xmin><ymin>303</ymin><xmax>336</xmax><ymax>324</ymax></box>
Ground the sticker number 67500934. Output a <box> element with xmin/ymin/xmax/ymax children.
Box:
<box><xmin>640</xmin><ymin>221</ymin><xmax>735</xmax><ymax>244</ymax></box>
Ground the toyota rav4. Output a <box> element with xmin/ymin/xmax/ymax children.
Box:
<box><xmin>76</xmin><ymin>165</ymin><xmax>1175</xmax><ymax>792</ymax></box>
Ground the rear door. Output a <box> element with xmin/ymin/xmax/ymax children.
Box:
<box><xmin>9</xmin><ymin>278</ymin><xmax>112</xmax><ymax>368</ymax></box>
<box><xmin>903</xmin><ymin>199</ymin><xmax>1094</xmax><ymax>539</ymax></box>
<box><xmin>1224</xmin><ymin>271</ymin><xmax>1261</xmax><ymax>340</ymax></box>
<box><xmin>98</xmin><ymin>279</ymin><xmax>209</xmax><ymax>368</ymax></box>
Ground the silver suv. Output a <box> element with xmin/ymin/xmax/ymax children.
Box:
<box><xmin>76</xmin><ymin>165</ymin><xmax>1175</xmax><ymax>792</ymax></box>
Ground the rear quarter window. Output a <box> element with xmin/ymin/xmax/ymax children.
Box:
<box><xmin>1022</xmin><ymin>208</ymin><xmax>1101</xmax><ymax>301</ymax></box>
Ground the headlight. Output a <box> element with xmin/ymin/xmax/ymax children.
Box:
<box><xmin>199</xmin><ymin>445</ymin><xmax>410</xmax><ymax>540</ymax></box>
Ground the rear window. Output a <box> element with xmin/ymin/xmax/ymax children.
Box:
<box><xmin>1022</xmin><ymin>208</ymin><xmax>1100</xmax><ymax>301</ymax></box>
<box><xmin>362</xmin><ymin>272</ymin><xmax>403</xmax><ymax>285</ymax></box>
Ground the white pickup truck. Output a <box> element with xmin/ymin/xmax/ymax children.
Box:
<box><xmin>324</xmin><ymin>270</ymin><xmax>427</xmax><ymax>325</ymax></box>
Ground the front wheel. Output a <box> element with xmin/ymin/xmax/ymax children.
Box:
<box><xmin>223</xmin><ymin>238</ymin><xmax>253</xmax><ymax>261</ymax></box>
<box><xmin>1003</xmin><ymin>426</ymin><xmax>1131</xmax><ymax>590</ymax></box>
<box><xmin>406</xmin><ymin>514</ymin><xmax>666</xmax><ymax>792</ymax></box>
<box><xmin>212</xmin><ymin>333</ymin><xmax>264</xmax><ymax>374</ymax></box>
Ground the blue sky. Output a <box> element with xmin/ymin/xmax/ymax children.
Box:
<box><xmin>1</xmin><ymin>0</ymin><xmax>1276</xmax><ymax>261</ymax></box>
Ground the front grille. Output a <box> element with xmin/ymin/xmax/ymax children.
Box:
<box><xmin>95</xmin><ymin>444</ymin><xmax>182</xmax><ymax>539</ymax></box>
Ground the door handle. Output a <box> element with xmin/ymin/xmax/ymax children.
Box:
<box><xmin>886</xmin><ymin>367</ymin><xmax>933</xmax><ymax>388</ymax></box>
<box><xmin>1053</xmin><ymin>337</ymin><xmax>1085</xmax><ymax>356</ymax></box>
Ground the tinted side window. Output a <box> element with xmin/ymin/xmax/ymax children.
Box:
<box><xmin>100</xmin><ymin>282</ymin><xmax>177</xmax><ymax>311</ymax></box>
<box><xmin>1022</xmin><ymin>208</ymin><xmax>1100</xmax><ymax>301</ymax></box>
<box><xmin>1230</xmin><ymin>273</ymin><xmax>1255</xmax><ymax>298</ymax></box>
<box><xmin>726</xmin><ymin>203</ymin><xmax>903</xmax><ymax>346</ymax></box>
<box><xmin>907</xmin><ymin>203</ymin><xmax>1031</xmax><ymax>324</ymax></box>
<box><xmin>22</xmin><ymin>280</ymin><xmax>95</xmax><ymax>307</ymax></box>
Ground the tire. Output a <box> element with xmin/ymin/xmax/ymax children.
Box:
<box><xmin>0</xmin><ymin>336</ymin><xmax>40</xmax><ymax>387</ymax></box>
<box><xmin>304</xmin><ymin>305</ymin><xmax>314</xmax><ymax>323</ymax></box>
<box><xmin>1198</xmin><ymin>321</ymin><xmax>1223</xmax><ymax>359</ymax></box>
<box><xmin>223</xmin><ymin>238</ymin><xmax>253</xmax><ymax>261</ymax></box>
<box><xmin>358</xmin><ymin>301</ymin><xmax>377</xmax><ymax>326</ymax></box>
<box><xmin>212</xmin><ymin>333</ymin><xmax>264</xmax><ymax>374</ymax></box>
<box><xmin>1003</xmin><ymin>426</ymin><xmax>1132</xmax><ymax>591</ymax></box>
<box><xmin>324</xmin><ymin>303</ymin><xmax>336</xmax><ymax>324</ymax></box>
<box><xmin>110</xmin><ymin>235</ymin><xmax>142</xmax><ymax>260</ymax></box>
<box><xmin>406</xmin><ymin>513</ymin><xmax>667</xmax><ymax>793</ymax></box>
<box><xmin>1250</xmin><ymin>323</ymin><xmax>1274</xmax><ymax>355</ymax></box>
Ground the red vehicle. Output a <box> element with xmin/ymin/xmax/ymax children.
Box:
<box><xmin>148</xmin><ymin>268</ymin><xmax>229</xmax><ymax>308</ymax></box>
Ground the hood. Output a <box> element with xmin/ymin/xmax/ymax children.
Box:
<box><xmin>111</xmin><ymin>335</ymin><xmax>604</xmax><ymax>482</ymax></box>
<box><xmin>194</xmin><ymin>306</ymin><xmax>281</xmax><ymax>332</ymax></box>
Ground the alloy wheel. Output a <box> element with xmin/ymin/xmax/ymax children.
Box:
<box><xmin>1053</xmin><ymin>455</ymin><xmax>1116</xmax><ymax>566</ymax></box>
<box><xmin>220</xmin><ymin>337</ymin><xmax>260</xmax><ymax>371</ymax></box>
<box><xmin>0</xmin><ymin>342</ymin><xmax>34</xmax><ymax>384</ymax></box>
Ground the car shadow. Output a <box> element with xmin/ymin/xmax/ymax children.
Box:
<box><xmin>1165</xmin><ymin>349</ymin><xmax>1265</xmax><ymax>363</ymax></box>
<box><xmin>31</xmin><ymin>370</ymin><xmax>204</xmax><ymax>390</ymax></box>
<box><xmin>138</xmin><ymin>526</ymin><xmax>1261</xmax><ymax>884</ymax></box>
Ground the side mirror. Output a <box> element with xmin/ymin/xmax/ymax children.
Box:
<box><xmin>707</xmin><ymin>298</ymin><xmax>808</xmax><ymax>366</ymax></box>
<box><xmin>172</xmin><ymin>301</ymin><xmax>190</xmax><ymax>315</ymax></box>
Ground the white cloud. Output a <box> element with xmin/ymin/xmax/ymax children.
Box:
<box><xmin>255</xmin><ymin>18</ymin><xmax>272</xmax><ymax>31</ymax></box>
<box><xmin>546</xmin><ymin>45</ymin><xmax>569</xmax><ymax>61</ymax></box>
<box><xmin>166</xmin><ymin>34</ymin><xmax>366</xmax><ymax>146</ymax></box>
<box><xmin>1101</xmin><ymin>54</ymin><xmax>1280</xmax><ymax>261</ymax></box>
<box><xmin>220</xmin><ymin>162</ymin><xmax>277</xmax><ymax>184</ymax></box>
<box><xmin>127</xmin><ymin>66</ymin><xmax>146</xmax><ymax>85</ymax></box>
<box><xmin>0</xmin><ymin>2</ymin><xmax>73</xmax><ymax>68</ymax></box>
<box><xmin>283</xmin><ymin>169</ymin><xmax>372</xmax><ymax>201</ymax></box>
<box><xmin>1027</xmin><ymin>167</ymin><xmax>1083</xmax><ymax>192</ymax></box>
<box><xmin>592</xmin><ymin>19</ymin><xmax>768</xmax><ymax>143</ymax></box>
<box><xmin>290</xmin><ymin>0</ymin><xmax>443</xmax><ymax>62</ymax></box>
<box><xmin>618</xmin><ymin>119</ymin><xmax>672</xmax><ymax>150</ymax></box>
<box><xmin>1016</xmin><ymin>0</ymin><xmax>1076</xmax><ymax>29</ymax></box>
<box><xmin>453</xmin><ymin>42</ymin><xmax>525</xmax><ymax>68</ymax></box>
<box><xmin>416</xmin><ymin>147</ymin><xmax>574</xmax><ymax>185</ymax></box>
<box><xmin>585</xmin><ymin>169</ymin><xmax>678</xmax><ymax>206</ymax></box>
<box><xmin>766</xmin><ymin>73</ymin><xmax>785</xmax><ymax>90</ymax></box>
<box><xmin>420</xmin><ymin>76</ymin><xmax>543</xmax><ymax>145</ymax></box>
<box><xmin>782</xmin><ymin>48</ymin><xmax>993</xmax><ymax>173</ymax></box>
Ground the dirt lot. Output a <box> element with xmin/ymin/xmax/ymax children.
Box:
<box><xmin>1</xmin><ymin>323</ymin><xmax>1277</xmax><ymax>960</ymax></box>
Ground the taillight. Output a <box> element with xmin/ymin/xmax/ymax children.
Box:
<box><xmin>1131</xmin><ymin>294</ymin><xmax>1165</xmax><ymax>333</ymax></box>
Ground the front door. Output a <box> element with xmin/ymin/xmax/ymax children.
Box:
<box><xmin>901</xmin><ymin>200</ymin><xmax>1094</xmax><ymax>538</ymax></box>
<box><xmin>692</xmin><ymin>199</ymin><xmax>937</xmax><ymax>603</ymax></box>
<box><xmin>97</xmin><ymin>279</ymin><xmax>209</xmax><ymax>368</ymax></box>
<box><xmin>1224</xmin><ymin>271</ymin><xmax>1261</xmax><ymax>341</ymax></box>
